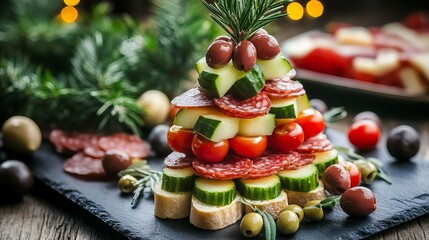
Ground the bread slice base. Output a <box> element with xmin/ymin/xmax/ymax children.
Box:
<box><xmin>243</xmin><ymin>190</ymin><xmax>288</xmax><ymax>219</ymax></box>
<box><xmin>189</xmin><ymin>195</ymin><xmax>243</xmax><ymax>230</ymax></box>
<box><xmin>284</xmin><ymin>181</ymin><xmax>326</xmax><ymax>208</ymax></box>
<box><xmin>154</xmin><ymin>182</ymin><xmax>192</xmax><ymax>219</ymax></box>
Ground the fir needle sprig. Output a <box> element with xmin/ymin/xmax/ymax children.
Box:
<box><xmin>201</xmin><ymin>0</ymin><xmax>289</xmax><ymax>42</ymax></box>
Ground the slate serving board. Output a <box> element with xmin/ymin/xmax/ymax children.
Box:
<box><xmin>28</xmin><ymin>129</ymin><xmax>429</xmax><ymax>240</ymax></box>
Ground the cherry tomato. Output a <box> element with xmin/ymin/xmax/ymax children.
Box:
<box><xmin>339</xmin><ymin>161</ymin><xmax>361</xmax><ymax>188</ymax></box>
<box><xmin>294</xmin><ymin>109</ymin><xmax>325</xmax><ymax>140</ymax></box>
<box><xmin>191</xmin><ymin>134</ymin><xmax>229</xmax><ymax>163</ymax></box>
<box><xmin>229</xmin><ymin>136</ymin><xmax>267</xmax><ymax>158</ymax></box>
<box><xmin>300</xmin><ymin>48</ymin><xmax>350</xmax><ymax>77</ymax></box>
<box><xmin>167</xmin><ymin>125</ymin><xmax>195</xmax><ymax>155</ymax></box>
<box><xmin>348</xmin><ymin>120</ymin><xmax>381</xmax><ymax>150</ymax></box>
<box><xmin>268</xmin><ymin>122</ymin><xmax>304</xmax><ymax>153</ymax></box>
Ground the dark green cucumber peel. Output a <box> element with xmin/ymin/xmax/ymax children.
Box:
<box><xmin>229</xmin><ymin>64</ymin><xmax>265</xmax><ymax>101</ymax></box>
<box><xmin>236</xmin><ymin>180</ymin><xmax>281</xmax><ymax>201</ymax></box>
<box><xmin>198</xmin><ymin>71</ymin><xmax>221</xmax><ymax>98</ymax></box>
<box><xmin>193</xmin><ymin>187</ymin><xmax>236</xmax><ymax>206</ymax></box>
<box><xmin>314</xmin><ymin>156</ymin><xmax>339</xmax><ymax>175</ymax></box>
<box><xmin>161</xmin><ymin>174</ymin><xmax>195</xmax><ymax>193</ymax></box>
<box><xmin>269</xmin><ymin>104</ymin><xmax>296</xmax><ymax>119</ymax></box>
<box><xmin>278</xmin><ymin>165</ymin><xmax>319</xmax><ymax>192</ymax></box>
<box><xmin>193</xmin><ymin>116</ymin><xmax>221</xmax><ymax>140</ymax></box>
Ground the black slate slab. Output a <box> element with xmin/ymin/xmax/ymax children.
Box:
<box><xmin>28</xmin><ymin>129</ymin><xmax>429</xmax><ymax>240</ymax></box>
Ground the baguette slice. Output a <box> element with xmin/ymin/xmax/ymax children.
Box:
<box><xmin>284</xmin><ymin>181</ymin><xmax>326</xmax><ymax>208</ymax></box>
<box><xmin>154</xmin><ymin>181</ymin><xmax>192</xmax><ymax>219</ymax></box>
<box><xmin>243</xmin><ymin>190</ymin><xmax>288</xmax><ymax>219</ymax></box>
<box><xmin>190</xmin><ymin>194</ymin><xmax>243</xmax><ymax>230</ymax></box>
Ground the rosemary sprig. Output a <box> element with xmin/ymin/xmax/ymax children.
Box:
<box><xmin>240</xmin><ymin>198</ymin><xmax>276</xmax><ymax>240</ymax></box>
<box><xmin>201</xmin><ymin>0</ymin><xmax>289</xmax><ymax>42</ymax></box>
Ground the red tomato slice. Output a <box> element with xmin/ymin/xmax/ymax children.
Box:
<box><xmin>268</xmin><ymin>122</ymin><xmax>304</xmax><ymax>153</ymax></box>
<box><xmin>229</xmin><ymin>135</ymin><xmax>267</xmax><ymax>158</ymax></box>
<box><xmin>339</xmin><ymin>161</ymin><xmax>361</xmax><ymax>188</ymax></box>
<box><xmin>167</xmin><ymin>125</ymin><xmax>194</xmax><ymax>155</ymax></box>
<box><xmin>294</xmin><ymin>109</ymin><xmax>325</xmax><ymax>140</ymax></box>
<box><xmin>191</xmin><ymin>134</ymin><xmax>229</xmax><ymax>163</ymax></box>
<box><xmin>300</xmin><ymin>48</ymin><xmax>350</xmax><ymax>77</ymax></box>
<box><xmin>347</xmin><ymin>119</ymin><xmax>381</xmax><ymax>151</ymax></box>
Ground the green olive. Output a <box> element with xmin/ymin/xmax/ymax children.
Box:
<box><xmin>282</xmin><ymin>204</ymin><xmax>304</xmax><ymax>222</ymax></box>
<box><xmin>303</xmin><ymin>200</ymin><xmax>324</xmax><ymax>221</ymax></box>
<box><xmin>240</xmin><ymin>212</ymin><xmax>263</xmax><ymax>238</ymax></box>
<box><xmin>1</xmin><ymin>116</ymin><xmax>42</xmax><ymax>155</ymax></box>
<box><xmin>118</xmin><ymin>174</ymin><xmax>138</xmax><ymax>193</ymax></box>
<box><xmin>354</xmin><ymin>160</ymin><xmax>377</xmax><ymax>184</ymax></box>
<box><xmin>277</xmin><ymin>210</ymin><xmax>300</xmax><ymax>235</ymax></box>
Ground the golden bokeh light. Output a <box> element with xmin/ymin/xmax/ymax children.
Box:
<box><xmin>61</xmin><ymin>6</ymin><xmax>78</xmax><ymax>23</ymax></box>
<box><xmin>64</xmin><ymin>0</ymin><xmax>80</xmax><ymax>7</ymax></box>
<box><xmin>287</xmin><ymin>2</ymin><xmax>304</xmax><ymax>21</ymax></box>
<box><xmin>306</xmin><ymin>0</ymin><xmax>324</xmax><ymax>18</ymax></box>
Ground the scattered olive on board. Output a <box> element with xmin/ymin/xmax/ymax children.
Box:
<box><xmin>102</xmin><ymin>150</ymin><xmax>132</xmax><ymax>177</ymax></box>
<box><xmin>322</xmin><ymin>164</ymin><xmax>351</xmax><ymax>195</ymax></box>
<box><xmin>118</xmin><ymin>174</ymin><xmax>138</xmax><ymax>193</ymax></box>
<box><xmin>240</xmin><ymin>212</ymin><xmax>263</xmax><ymax>238</ymax></box>
<box><xmin>386</xmin><ymin>125</ymin><xmax>420</xmax><ymax>160</ymax></box>
<box><xmin>352</xmin><ymin>111</ymin><xmax>381</xmax><ymax>127</ymax></box>
<box><xmin>340</xmin><ymin>186</ymin><xmax>376</xmax><ymax>217</ymax></box>
<box><xmin>250</xmin><ymin>34</ymin><xmax>280</xmax><ymax>60</ymax></box>
<box><xmin>303</xmin><ymin>200</ymin><xmax>324</xmax><ymax>221</ymax></box>
<box><xmin>233</xmin><ymin>40</ymin><xmax>257</xmax><ymax>72</ymax></box>
<box><xmin>0</xmin><ymin>160</ymin><xmax>34</xmax><ymax>199</ymax></box>
<box><xmin>137</xmin><ymin>90</ymin><xmax>171</xmax><ymax>128</ymax></box>
<box><xmin>282</xmin><ymin>204</ymin><xmax>304</xmax><ymax>222</ymax></box>
<box><xmin>205</xmin><ymin>40</ymin><xmax>234</xmax><ymax>69</ymax></box>
<box><xmin>353</xmin><ymin>159</ymin><xmax>377</xmax><ymax>184</ymax></box>
<box><xmin>309</xmin><ymin>99</ymin><xmax>328</xmax><ymax>113</ymax></box>
<box><xmin>277</xmin><ymin>210</ymin><xmax>300</xmax><ymax>235</ymax></box>
<box><xmin>1</xmin><ymin>116</ymin><xmax>42</xmax><ymax>155</ymax></box>
<box><xmin>148</xmin><ymin>124</ymin><xmax>171</xmax><ymax>157</ymax></box>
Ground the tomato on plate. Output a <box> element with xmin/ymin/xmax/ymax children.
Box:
<box><xmin>167</xmin><ymin>125</ymin><xmax>195</xmax><ymax>155</ymax></box>
<box><xmin>294</xmin><ymin>109</ymin><xmax>325</xmax><ymax>140</ymax></box>
<box><xmin>229</xmin><ymin>135</ymin><xmax>267</xmax><ymax>158</ymax></box>
<box><xmin>348</xmin><ymin>119</ymin><xmax>381</xmax><ymax>150</ymax></box>
<box><xmin>268</xmin><ymin>122</ymin><xmax>304</xmax><ymax>153</ymax></box>
<box><xmin>300</xmin><ymin>48</ymin><xmax>350</xmax><ymax>77</ymax></box>
<box><xmin>339</xmin><ymin>161</ymin><xmax>361</xmax><ymax>188</ymax></box>
<box><xmin>191</xmin><ymin>134</ymin><xmax>229</xmax><ymax>163</ymax></box>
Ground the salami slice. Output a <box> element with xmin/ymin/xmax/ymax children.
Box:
<box><xmin>245</xmin><ymin>153</ymin><xmax>295</xmax><ymax>179</ymax></box>
<box><xmin>192</xmin><ymin>155</ymin><xmax>252</xmax><ymax>180</ymax></box>
<box><xmin>164</xmin><ymin>152</ymin><xmax>195</xmax><ymax>169</ymax></box>
<box><xmin>262</xmin><ymin>79</ymin><xmax>305</xmax><ymax>99</ymax></box>
<box><xmin>98</xmin><ymin>132</ymin><xmax>150</xmax><ymax>159</ymax></box>
<box><xmin>49</xmin><ymin>130</ymin><xmax>101</xmax><ymax>155</ymax></box>
<box><xmin>63</xmin><ymin>152</ymin><xmax>106</xmax><ymax>178</ymax></box>
<box><xmin>295</xmin><ymin>134</ymin><xmax>333</xmax><ymax>154</ymax></box>
<box><xmin>284</xmin><ymin>153</ymin><xmax>315</xmax><ymax>170</ymax></box>
<box><xmin>214</xmin><ymin>93</ymin><xmax>271</xmax><ymax>119</ymax></box>
<box><xmin>171</xmin><ymin>87</ymin><xmax>215</xmax><ymax>108</ymax></box>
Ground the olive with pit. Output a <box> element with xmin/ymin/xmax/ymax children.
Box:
<box><xmin>0</xmin><ymin>160</ymin><xmax>34</xmax><ymax>199</ymax></box>
<box><xmin>250</xmin><ymin>34</ymin><xmax>280</xmax><ymax>60</ymax></box>
<box><xmin>118</xmin><ymin>174</ymin><xmax>138</xmax><ymax>193</ymax></box>
<box><xmin>282</xmin><ymin>204</ymin><xmax>304</xmax><ymax>222</ymax></box>
<box><xmin>1</xmin><ymin>116</ymin><xmax>42</xmax><ymax>155</ymax></box>
<box><xmin>240</xmin><ymin>212</ymin><xmax>263</xmax><ymax>238</ymax></box>
<box><xmin>277</xmin><ymin>210</ymin><xmax>300</xmax><ymax>235</ymax></box>
<box><xmin>205</xmin><ymin>40</ymin><xmax>234</xmax><ymax>69</ymax></box>
<box><xmin>233</xmin><ymin>40</ymin><xmax>257</xmax><ymax>71</ymax></box>
<box><xmin>102</xmin><ymin>150</ymin><xmax>132</xmax><ymax>177</ymax></box>
<box><xmin>322</xmin><ymin>164</ymin><xmax>351</xmax><ymax>195</ymax></box>
<box><xmin>340</xmin><ymin>186</ymin><xmax>376</xmax><ymax>217</ymax></box>
<box><xmin>354</xmin><ymin>160</ymin><xmax>377</xmax><ymax>184</ymax></box>
<box><xmin>386</xmin><ymin>125</ymin><xmax>420</xmax><ymax>160</ymax></box>
<box><xmin>303</xmin><ymin>200</ymin><xmax>324</xmax><ymax>221</ymax></box>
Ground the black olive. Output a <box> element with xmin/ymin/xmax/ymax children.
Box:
<box><xmin>250</xmin><ymin>34</ymin><xmax>280</xmax><ymax>60</ymax></box>
<box><xmin>309</xmin><ymin>99</ymin><xmax>328</xmax><ymax>113</ymax></box>
<box><xmin>0</xmin><ymin>160</ymin><xmax>34</xmax><ymax>199</ymax></box>
<box><xmin>102</xmin><ymin>150</ymin><xmax>132</xmax><ymax>177</ymax></box>
<box><xmin>148</xmin><ymin>124</ymin><xmax>171</xmax><ymax>157</ymax></box>
<box><xmin>232</xmin><ymin>40</ymin><xmax>257</xmax><ymax>71</ymax></box>
<box><xmin>386</xmin><ymin>125</ymin><xmax>420</xmax><ymax>160</ymax></box>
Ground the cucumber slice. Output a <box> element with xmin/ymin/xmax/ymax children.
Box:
<box><xmin>236</xmin><ymin>175</ymin><xmax>281</xmax><ymax>201</ymax></box>
<box><xmin>173</xmin><ymin>107</ymin><xmax>216</xmax><ymax>129</ymax></box>
<box><xmin>229</xmin><ymin>64</ymin><xmax>265</xmax><ymax>100</ymax></box>
<box><xmin>296</xmin><ymin>93</ymin><xmax>310</xmax><ymax>113</ymax></box>
<box><xmin>257</xmin><ymin>54</ymin><xmax>293</xmax><ymax>80</ymax></box>
<box><xmin>277</xmin><ymin>164</ymin><xmax>319</xmax><ymax>192</ymax></box>
<box><xmin>313</xmin><ymin>149</ymin><xmax>339</xmax><ymax>174</ymax></box>
<box><xmin>162</xmin><ymin>167</ymin><xmax>195</xmax><ymax>193</ymax></box>
<box><xmin>193</xmin><ymin>178</ymin><xmax>236</xmax><ymax>206</ymax></box>
<box><xmin>196</xmin><ymin>57</ymin><xmax>244</xmax><ymax>98</ymax></box>
<box><xmin>269</xmin><ymin>98</ymin><xmax>298</xmax><ymax>119</ymax></box>
<box><xmin>194</xmin><ymin>112</ymin><xmax>239</xmax><ymax>142</ymax></box>
<box><xmin>238</xmin><ymin>113</ymin><xmax>275</xmax><ymax>137</ymax></box>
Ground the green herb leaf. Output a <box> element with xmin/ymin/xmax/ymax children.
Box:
<box><xmin>318</xmin><ymin>195</ymin><xmax>341</xmax><ymax>210</ymax></box>
<box><xmin>324</xmin><ymin>107</ymin><xmax>347</xmax><ymax>123</ymax></box>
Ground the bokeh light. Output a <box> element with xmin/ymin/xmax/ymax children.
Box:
<box><xmin>306</xmin><ymin>0</ymin><xmax>324</xmax><ymax>18</ymax></box>
<box><xmin>287</xmin><ymin>2</ymin><xmax>304</xmax><ymax>21</ymax></box>
<box><xmin>64</xmin><ymin>0</ymin><xmax>80</xmax><ymax>7</ymax></box>
<box><xmin>61</xmin><ymin>6</ymin><xmax>78</xmax><ymax>23</ymax></box>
